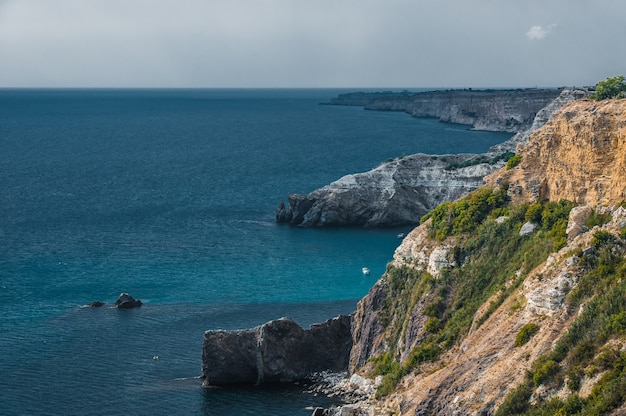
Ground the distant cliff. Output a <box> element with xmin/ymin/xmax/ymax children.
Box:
<box><xmin>328</xmin><ymin>88</ymin><xmax>562</xmax><ymax>132</ymax></box>
<box><xmin>277</xmin><ymin>89</ymin><xmax>588</xmax><ymax>227</ymax></box>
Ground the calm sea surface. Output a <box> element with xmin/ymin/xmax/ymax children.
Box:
<box><xmin>0</xmin><ymin>89</ymin><xmax>512</xmax><ymax>415</ymax></box>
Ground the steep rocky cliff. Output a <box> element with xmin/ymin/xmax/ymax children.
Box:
<box><xmin>277</xmin><ymin>89</ymin><xmax>588</xmax><ymax>227</ymax></box>
<box><xmin>339</xmin><ymin>99</ymin><xmax>626</xmax><ymax>416</ymax></box>
<box><xmin>486</xmin><ymin>99</ymin><xmax>626</xmax><ymax>206</ymax></box>
<box><xmin>329</xmin><ymin>88</ymin><xmax>561</xmax><ymax>132</ymax></box>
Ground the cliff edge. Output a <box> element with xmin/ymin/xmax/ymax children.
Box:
<box><xmin>486</xmin><ymin>99</ymin><xmax>626</xmax><ymax>206</ymax></box>
<box><xmin>329</xmin><ymin>88</ymin><xmax>561</xmax><ymax>133</ymax></box>
<box><xmin>341</xmin><ymin>98</ymin><xmax>626</xmax><ymax>415</ymax></box>
<box><xmin>277</xmin><ymin>89</ymin><xmax>588</xmax><ymax>227</ymax></box>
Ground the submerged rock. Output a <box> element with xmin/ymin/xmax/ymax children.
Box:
<box><xmin>114</xmin><ymin>293</ymin><xmax>142</xmax><ymax>309</ymax></box>
<box><xmin>80</xmin><ymin>301</ymin><xmax>106</xmax><ymax>308</ymax></box>
<box><xmin>202</xmin><ymin>315</ymin><xmax>352</xmax><ymax>386</ymax></box>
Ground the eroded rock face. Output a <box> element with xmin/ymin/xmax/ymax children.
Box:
<box><xmin>486</xmin><ymin>99</ymin><xmax>626</xmax><ymax>207</ymax></box>
<box><xmin>277</xmin><ymin>89</ymin><xmax>589</xmax><ymax>228</ymax></box>
<box><xmin>276</xmin><ymin>154</ymin><xmax>502</xmax><ymax>227</ymax></box>
<box><xmin>329</xmin><ymin>89</ymin><xmax>562</xmax><ymax>132</ymax></box>
<box><xmin>202</xmin><ymin>316</ymin><xmax>352</xmax><ymax>386</ymax></box>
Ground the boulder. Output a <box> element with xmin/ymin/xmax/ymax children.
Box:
<box><xmin>566</xmin><ymin>205</ymin><xmax>593</xmax><ymax>239</ymax></box>
<box><xmin>202</xmin><ymin>315</ymin><xmax>352</xmax><ymax>386</ymax></box>
<box><xmin>114</xmin><ymin>293</ymin><xmax>143</xmax><ymax>309</ymax></box>
<box><xmin>519</xmin><ymin>221</ymin><xmax>537</xmax><ymax>236</ymax></box>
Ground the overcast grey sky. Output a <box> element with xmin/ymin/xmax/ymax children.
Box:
<box><xmin>0</xmin><ymin>0</ymin><xmax>624</xmax><ymax>88</ymax></box>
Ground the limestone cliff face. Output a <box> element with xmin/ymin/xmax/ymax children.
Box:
<box><xmin>277</xmin><ymin>89</ymin><xmax>588</xmax><ymax>227</ymax></box>
<box><xmin>341</xmin><ymin>98</ymin><xmax>626</xmax><ymax>416</ymax></box>
<box><xmin>330</xmin><ymin>89</ymin><xmax>561</xmax><ymax>132</ymax></box>
<box><xmin>277</xmin><ymin>155</ymin><xmax>499</xmax><ymax>227</ymax></box>
<box><xmin>486</xmin><ymin>99</ymin><xmax>626</xmax><ymax>206</ymax></box>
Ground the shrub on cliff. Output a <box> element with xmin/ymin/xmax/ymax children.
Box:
<box><xmin>592</xmin><ymin>75</ymin><xmax>626</xmax><ymax>100</ymax></box>
<box><xmin>497</xmin><ymin>235</ymin><xmax>626</xmax><ymax>415</ymax></box>
<box><xmin>421</xmin><ymin>186</ymin><xmax>509</xmax><ymax>241</ymax></box>
<box><xmin>506</xmin><ymin>154</ymin><xmax>522</xmax><ymax>170</ymax></box>
<box><xmin>515</xmin><ymin>323</ymin><xmax>540</xmax><ymax>347</ymax></box>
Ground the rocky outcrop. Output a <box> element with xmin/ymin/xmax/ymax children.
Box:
<box><xmin>277</xmin><ymin>89</ymin><xmax>589</xmax><ymax>227</ymax></box>
<box><xmin>277</xmin><ymin>154</ymin><xmax>502</xmax><ymax>227</ymax></box>
<box><xmin>114</xmin><ymin>293</ymin><xmax>142</xmax><ymax>309</ymax></box>
<box><xmin>329</xmin><ymin>88</ymin><xmax>562</xmax><ymax>132</ymax></box>
<box><xmin>202</xmin><ymin>315</ymin><xmax>351</xmax><ymax>386</ymax></box>
<box><xmin>486</xmin><ymin>99</ymin><xmax>626</xmax><ymax>206</ymax></box>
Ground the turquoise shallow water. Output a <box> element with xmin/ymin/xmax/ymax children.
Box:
<box><xmin>0</xmin><ymin>89</ymin><xmax>512</xmax><ymax>415</ymax></box>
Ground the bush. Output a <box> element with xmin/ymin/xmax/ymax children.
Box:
<box><xmin>592</xmin><ymin>75</ymin><xmax>626</xmax><ymax>100</ymax></box>
<box><xmin>495</xmin><ymin>382</ymin><xmax>532</xmax><ymax>415</ymax></box>
<box><xmin>524</xmin><ymin>203</ymin><xmax>543</xmax><ymax>223</ymax></box>
<box><xmin>515</xmin><ymin>323</ymin><xmax>540</xmax><ymax>347</ymax></box>
<box><xmin>506</xmin><ymin>154</ymin><xmax>522</xmax><ymax>169</ymax></box>
<box><xmin>421</xmin><ymin>186</ymin><xmax>509</xmax><ymax>241</ymax></box>
<box><xmin>585</xmin><ymin>211</ymin><xmax>612</xmax><ymax>229</ymax></box>
<box><xmin>533</xmin><ymin>359</ymin><xmax>560</xmax><ymax>387</ymax></box>
<box><xmin>592</xmin><ymin>230</ymin><xmax>615</xmax><ymax>248</ymax></box>
<box><xmin>425</xmin><ymin>317</ymin><xmax>442</xmax><ymax>333</ymax></box>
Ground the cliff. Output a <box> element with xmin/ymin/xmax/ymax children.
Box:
<box><xmin>486</xmin><ymin>99</ymin><xmax>626</xmax><ymax>206</ymax></box>
<box><xmin>340</xmin><ymin>99</ymin><xmax>626</xmax><ymax>415</ymax></box>
<box><xmin>329</xmin><ymin>88</ymin><xmax>562</xmax><ymax>132</ymax></box>
<box><xmin>277</xmin><ymin>89</ymin><xmax>588</xmax><ymax>227</ymax></box>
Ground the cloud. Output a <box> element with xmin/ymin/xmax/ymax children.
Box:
<box><xmin>526</xmin><ymin>24</ymin><xmax>557</xmax><ymax>40</ymax></box>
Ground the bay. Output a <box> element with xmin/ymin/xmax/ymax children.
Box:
<box><xmin>0</xmin><ymin>89</ymin><xmax>511</xmax><ymax>415</ymax></box>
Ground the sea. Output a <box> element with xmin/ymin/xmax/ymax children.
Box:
<box><xmin>0</xmin><ymin>89</ymin><xmax>512</xmax><ymax>415</ymax></box>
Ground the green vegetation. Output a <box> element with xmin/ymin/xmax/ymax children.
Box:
<box><xmin>421</xmin><ymin>186</ymin><xmax>509</xmax><ymax>241</ymax></box>
<box><xmin>496</xmin><ymin>229</ymin><xmax>626</xmax><ymax>415</ymax></box>
<box><xmin>585</xmin><ymin>210</ymin><xmax>612</xmax><ymax>229</ymax></box>
<box><xmin>515</xmin><ymin>323</ymin><xmax>540</xmax><ymax>347</ymax></box>
<box><xmin>506</xmin><ymin>154</ymin><xmax>522</xmax><ymax>169</ymax></box>
<box><xmin>373</xmin><ymin>196</ymin><xmax>575</xmax><ymax>398</ymax></box>
<box><xmin>592</xmin><ymin>75</ymin><xmax>626</xmax><ymax>100</ymax></box>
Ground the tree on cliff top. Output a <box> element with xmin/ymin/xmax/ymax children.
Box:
<box><xmin>592</xmin><ymin>75</ymin><xmax>626</xmax><ymax>100</ymax></box>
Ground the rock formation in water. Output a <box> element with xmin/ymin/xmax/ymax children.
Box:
<box><xmin>114</xmin><ymin>292</ymin><xmax>142</xmax><ymax>309</ymax></box>
<box><xmin>277</xmin><ymin>89</ymin><xmax>589</xmax><ymax>227</ymax></box>
<box><xmin>332</xmin><ymin>98</ymin><xmax>626</xmax><ymax>415</ymax></box>
<box><xmin>201</xmin><ymin>315</ymin><xmax>351</xmax><ymax>385</ymax></box>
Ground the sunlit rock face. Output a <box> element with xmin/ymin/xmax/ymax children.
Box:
<box><xmin>487</xmin><ymin>99</ymin><xmax>626</xmax><ymax>207</ymax></box>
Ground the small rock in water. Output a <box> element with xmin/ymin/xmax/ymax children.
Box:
<box><xmin>114</xmin><ymin>292</ymin><xmax>143</xmax><ymax>309</ymax></box>
<box><xmin>80</xmin><ymin>301</ymin><xmax>106</xmax><ymax>308</ymax></box>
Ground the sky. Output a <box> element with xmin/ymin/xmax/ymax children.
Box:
<box><xmin>0</xmin><ymin>0</ymin><xmax>624</xmax><ymax>88</ymax></box>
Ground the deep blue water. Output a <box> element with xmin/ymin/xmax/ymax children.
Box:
<box><xmin>0</xmin><ymin>89</ymin><xmax>512</xmax><ymax>415</ymax></box>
